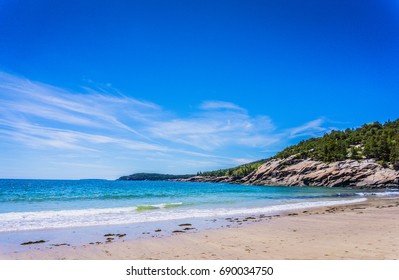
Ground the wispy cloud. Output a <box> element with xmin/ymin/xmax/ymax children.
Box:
<box><xmin>0</xmin><ymin>119</ymin><xmax>167</xmax><ymax>152</ymax></box>
<box><xmin>0</xmin><ymin>72</ymin><xmax>334</xmax><ymax>177</ymax></box>
<box><xmin>200</xmin><ymin>100</ymin><xmax>245</xmax><ymax>111</ymax></box>
<box><xmin>288</xmin><ymin>118</ymin><xmax>329</xmax><ymax>138</ymax></box>
<box><xmin>0</xmin><ymin>72</ymin><xmax>158</xmax><ymax>140</ymax></box>
<box><xmin>147</xmin><ymin>103</ymin><xmax>276</xmax><ymax>150</ymax></box>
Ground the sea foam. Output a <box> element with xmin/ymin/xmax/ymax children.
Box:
<box><xmin>0</xmin><ymin>198</ymin><xmax>366</xmax><ymax>232</ymax></box>
<box><xmin>356</xmin><ymin>191</ymin><xmax>399</xmax><ymax>197</ymax></box>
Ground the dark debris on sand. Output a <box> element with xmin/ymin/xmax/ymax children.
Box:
<box><xmin>21</xmin><ymin>240</ymin><xmax>47</xmax><ymax>246</ymax></box>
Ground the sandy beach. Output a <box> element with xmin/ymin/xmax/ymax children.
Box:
<box><xmin>1</xmin><ymin>197</ymin><xmax>398</xmax><ymax>260</ymax></box>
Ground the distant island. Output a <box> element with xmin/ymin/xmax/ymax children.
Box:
<box><xmin>119</xmin><ymin>118</ymin><xmax>399</xmax><ymax>188</ymax></box>
<box><xmin>118</xmin><ymin>173</ymin><xmax>193</xmax><ymax>181</ymax></box>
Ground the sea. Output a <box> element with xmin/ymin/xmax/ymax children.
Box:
<box><xmin>1</xmin><ymin>179</ymin><xmax>399</xmax><ymax>254</ymax></box>
<box><xmin>1</xmin><ymin>179</ymin><xmax>398</xmax><ymax>234</ymax></box>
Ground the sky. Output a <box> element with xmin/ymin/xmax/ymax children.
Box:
<box><xmin>0</xmin><ymin>0</ymin><xmax>398</xmax><ymax>179</ymax></box>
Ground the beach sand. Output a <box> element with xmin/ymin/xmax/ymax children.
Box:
<box><xmin>2</xmin><ymin>197</ymin><xmax>398</xmax><ymax>260</ymax></box>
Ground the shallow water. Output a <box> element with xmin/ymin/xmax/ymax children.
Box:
<box><xmin>1</xmin><ymin>179</ymin><xmax>397</xmax><ymax>233</ymax></box>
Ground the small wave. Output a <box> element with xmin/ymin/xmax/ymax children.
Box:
<box><xmin>136</xmin><ymin>202</ymin><xmax>184</xmax><ymax>211</ymax></box>
<box><xmin>135</xmin><ymin>205</ymin><xmax>159</xmax><ymax>211</ymax></box>
<box><xmin>0</xmin><ymin>193</ymin><xmax>170</xmax><ymax>203</ymax></box>
<box><xmin>356</xmin><ymin>191</ymin><xmax>399</xmax><ymax>197</ymax></box>
<box><xmin>0</xmin><ymin>198</ymin><xmax>367</xmax><ymax>232</ymax></box>
<box><xmin>291</xmin><ymin>193</ymin><xmax>355</xmax><ymax>199</ymax></box>
<box><xmin>258</xmin><ymin>192</ymin><xmax>358</xmax><ymax>200</ymax></box>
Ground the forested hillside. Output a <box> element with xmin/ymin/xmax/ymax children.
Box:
<box><xmin>275</xmin><ymin>119</ymin><xmax>399</xmax><ymax>165</ymax></box>
<box><xmin>199</xmin><ymin>159</ymin><xmax>268</xmax><ymax>178</ymax></box>
<box><xmin>200</xmin><ymin>118</ymin><xmax>399</xmax><ymax>178</ymax></box>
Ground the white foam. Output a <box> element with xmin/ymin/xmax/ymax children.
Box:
<box><xmin>0</xmin><ymin>198</ymin><xmax>366</xmax><ymax>232</ymax></box>
<box><xmin>356</xmin><ymin>191</ymin><xmax>399</xmax><ymax>197</ymax></box>
<box><xmin>136</xmin><ymin>202</ymin><xmax>184</xmax><ymax>209</ymax></box>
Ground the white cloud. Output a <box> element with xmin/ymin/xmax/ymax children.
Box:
<box><xmin>200</xmin><ymin>100</ymin><xmax>245</xmax><ymax>111</ymax></box>
<box><xmin>147</xmin><ymin>106</ymin><xmax>276</xmax><ymax>150</ymax></box>
<box><xmin>288</xmin><ymin>118</ymin><xmax>328</xmax><ymax>138</ymax></box>
<box><xmin>0</xmin><ymin>72</ymin><xmax>159</xmax><ymax>140</ymax></box>
<box><xmin>0</xmin><ymin>119</ymin><xmax>167</xmax><ymax>152</ymax></box>
<box><xmin>0</xmin><ymin>72</ymin><xmax>334</xmax><ymax>177</ymax></box>
<box><xmin>0</xmin><ymin>73</ymin><xmax>281</xmax><ymax>153</ymax></box>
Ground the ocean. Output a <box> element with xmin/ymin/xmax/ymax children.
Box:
<box><xmin>1</xmin><ymin>179</ymin><xmax>398</xmax><ymax>233</ymax></box>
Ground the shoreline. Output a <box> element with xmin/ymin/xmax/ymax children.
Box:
<box><xmin>1</xmin><ymin>196</ymin><xmax>398</xmax><ymax>260</ymax></box>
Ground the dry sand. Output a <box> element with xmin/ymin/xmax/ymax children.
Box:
<box><xmin>2</xmin><ymin>197</ymin><xmax>399</xmax><ymax>260</ymax></box>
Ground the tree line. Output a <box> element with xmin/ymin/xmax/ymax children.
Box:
<box><xmin>199</xmin><ymin>118</ymin><xmax>399</xmax><ymax>178</ymax></box>
<box><xmin>275</xmin><ymin>118</ymin><xmax>399</xmax><ymax>166</ymax></box>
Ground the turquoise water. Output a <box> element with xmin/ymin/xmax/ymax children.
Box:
<box><xmin>0</xmin><ymin>179</ymin><xmax>397</xmax><ymax>232</ymax></box>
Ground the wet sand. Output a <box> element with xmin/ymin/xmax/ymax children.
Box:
<box><xmin>1</xmin><ymin>197</ymin><xmax>399</xmax><ymax>260</ymax></box>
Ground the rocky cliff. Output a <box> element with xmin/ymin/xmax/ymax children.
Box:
<box><xmin>180</xmin><ymin>156</ymin><xmax>399</xmax><ymax>188</ymax></box>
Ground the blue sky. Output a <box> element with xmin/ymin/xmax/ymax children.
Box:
<box><xmin>0</xmin><ymin>0</ymin><xmax>398</xmax><ymax>179</ymax></box>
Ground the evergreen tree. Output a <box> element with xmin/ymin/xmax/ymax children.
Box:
<box><xmin>202</xmin><ymin>118</ymin><xmax>399</xmax><ymax>178</ymax></box>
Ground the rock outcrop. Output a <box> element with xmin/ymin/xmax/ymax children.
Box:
<box><xmin>179</xmin><ymin>156</ymin><xmax>399</xmax><ymax>188</ymax></box>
